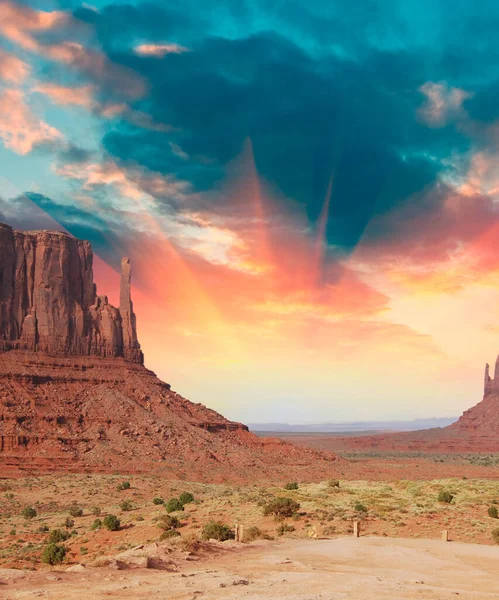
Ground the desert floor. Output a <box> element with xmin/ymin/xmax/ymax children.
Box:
<box><xmin>2</xmin><ymin>536</ymin><xmax>499</xmax><ymax>599</ymax></box>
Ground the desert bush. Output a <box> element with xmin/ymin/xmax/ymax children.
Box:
<box><xmin>165</xmin><ymin>498</ymin><xmax>184</xmax><ymax>513</ymax></box>
<box><xmin>438</xmin><ymin>491</ymin><xmax>454</xmax><ymax>504</ymax></box>
<box><xmin>354</xmin><ymin>502</ymin><xmax>368</xmax><ymax>513</ymax></box>
<box><xmin>21</xmin><ymin>506</ymin><xmax>37</xmax><ymax>520</ymax></box>
<box><xmin>160</xmin><ymin>529</ymin><xmax>181</xmax><ymax>540</ymax></box>
<box><xmin>201</xmin><ymin>521</ymin><xmax>234</xmax><ymax>541</ymax></box>
<box><xmin>489</xmin><ymin>506</ymin><xmax>499</xmax><ymax>519</ymax></box>
<box><xmin>179</xmin><ymin>492</ymin><xmax>195</xmax><ymax>506</ymax></box>
<box><xmin>284</xmin><ymin>482</ymin><xmax>299</xmax><ymax>490</ymax></box>
<box><xmin>48</xmin><ymin>529</ymin><xmax>70</xmax><ymax>544</ymax></box>
<box><xmin>153</xmin><ymin>497</ymin><xmax>164</xmax><ymax>505</ymax></box>
<box><xmin>64</xmin><ymin>518</ymin><xmax>74</xmax><ymax>529</ymax></box>
<box><xmin>243</xmin><ymin>526</ymin><xmax>262</xmax><ymax>542</ymax></box>
<box><xmin>37</xmin><ymin>525</ymin><xmax>49</xmax><ymax>533</ymax></box>
<box><xmin>277</xmin><ymin>523</ymin><xmax>295</xmax><ymax>536</ymax></box>
<box><xmin>492</xmin><ymin>528</ymin><xmax>499</xmax><ymax>544</ymax></box>
<box><xmin>91</xmin><ymin>519</ymin><xmax>102</xmax><ymax>530</ymax></box>
<box><xmin>328</xmin><ymin>479</ymin><xmax>340</xmax><ymax>488</ymax></box>
<box><xmin>91</xmin><ymin>506</ymin><xmax>101</xmax><ymax>516</ymax></box>
<box><xmin>173</xmin><ymin>534</ymin><xmax>202</xmax><ymax>553</ymax></box>
<box><xmin>117</xmin><ymin>481</ymin><xmax>131</xmax><ymax>491</ymax></box>
<box><xmin>103</xmin><ymin>515</ymin><xmax>120</xmax><ymax>531</ymax></box>
<box><xmin>42</xmin><ymin>543</ymin><xmax>66</xmax><ymax>565</ymax></box>
<box><xmin>157</xmin><ymin>514</ymin><xmax>180</xmax><ymax>530</ymax></box>
<box><xmin>68</xmin><ymin>505</ymin><xmax>83</xmax><ymax>518</ymax></box>
<box><xmin>263</xmin><ymin>497</ymin><xmax>300</xmax><ymax>518</ymax></box>
<box><xmin>120</xmin><ymin>500</ymin><xmax>133</xmax><ymax>512</ymax></box>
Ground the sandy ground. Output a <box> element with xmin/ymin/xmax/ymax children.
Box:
<box><xmin>2</xmin><ymin>537</ymin><xmax>499</xmax><ymax>599</ymax></box>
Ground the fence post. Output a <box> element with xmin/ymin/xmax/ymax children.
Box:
<box><xmin>353</xmin><ymin>521</ymin><xmax>360</xmax><ymax>538</ymax></box>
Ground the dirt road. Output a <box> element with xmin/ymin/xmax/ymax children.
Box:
<box><xmin>2</xmin><ymin>537</ymin><xmax>498</xmax><ymax>599</ymax></box>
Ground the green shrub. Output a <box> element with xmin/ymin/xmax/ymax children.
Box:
<box><xmin>492</xmin><ymin>528</ymin><xmax>499</xmax><ymax>544</ymax></box>
<box><xmin>354</xmin><ymin>502</ymin><xmax>368</xmax><ymax>513</ymax></box>
<box><xmin>165</xmin><ymin>498</ymin><xmax>184</xmax><ymax>513</ymax></box>
<box><xmin>68</xmin><ymin>505</ymin><xmax>83</xmax><ymax>518</ymax></box>
<box><xmin>179</xmin><ymin>492</ymin><xmax>195</xmax><ymax>506</ymax></box>
<box><xmin>277</xmin><ymin>523</ymin><xmax>295</xmax><ymax>536</ymax></box>
<box><xmin>103</xmin><ymin>515</ymin><xmax>121</xmax><ymax>531</ymax></box>
<box><xmin>158</xmin><ymin>514</ymin><xmax>180</xmax><ymax>530</ymax></box>
<box><xmin>117</xmin><ymin>481</ymin><xmax>131</xmax><ymax>491</ymax></box>
<box><xmin>284</xmin><ymin>482</ymin><xmax>299</xmax><ymax>490</ymax></box>
<box><xmin>42</xmin><ymin>543</ymin><xmax>66</xmax><ymax>565</ymax></box>
<box><xmin>160</xmin><ymin>529</ymin><xmax>181</xmax><ymax>540</ymax></box>
<box><xmin>328</xmin><ymin>479</ymin><xmax>340</xmax><ymax>488</ymax></box>
<box><xmin>48</xmin><ymin>529</ymin><xmax>70</xmax><ymax>544</ymax></box>
<box><xmin>263</xmin><ymin>497</ymin><xmax>300</xmax><ymax>518</ymax></box>
<box><xmin>201</xmin><ymin>521</ymin><xmax>234</xmax><ymax>541</ymax></box>
<box><xmin>91</xmin><ymin>519</ymin><xmax>102</xmax><ymax>530</ymax></box>
<box><xmin>489</xmin><ymin>506</ymin><xmax>499</xmax><ymax>519</ymax></box>
<box><xmin>120</xmin><ymin>500</ymin><xmax>133</xmax><ymax>512</ymax></box>
<box><xmin>21</xmin><ymin>506</ymin><xmax>37</xmax><ymax>520</ymax></box>
<box><xmin>438</xmin><ymin>491</ymin><xmax>454</xmax><ymax>504</ymax></box>
<box><xmin>153</xmin><ymin>497</ymin><xmax>164</xmax><ymax>505</ymax></box>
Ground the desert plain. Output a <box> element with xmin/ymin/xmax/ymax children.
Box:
<box><xmin>1</xmin><ymin>462</ymin><xmax>499</xmax><ymax>599</ymax></box>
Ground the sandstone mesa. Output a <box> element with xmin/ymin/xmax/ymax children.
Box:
<box><xmin>0</xmin><ymin>222</ymin><xmax>342</xmax><ymax>480</ymax></box>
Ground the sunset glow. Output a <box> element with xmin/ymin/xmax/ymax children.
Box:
<box><xmin>1</xmin><ymin>0</ymin><xmax>499</xmax><ymax>423</ymax></box>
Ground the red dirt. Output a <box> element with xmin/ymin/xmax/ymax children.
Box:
<box><xmin>0</xmin><ymin>350</ymin><xmax>347</xmax><ymax>482</ymax></box>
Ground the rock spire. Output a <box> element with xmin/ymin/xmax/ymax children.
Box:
<box><xmin>0</xmin><ymin>222</ymin><xmax>143</xmax><ymax>363</ymax></box>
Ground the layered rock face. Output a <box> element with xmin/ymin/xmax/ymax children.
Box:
<box><xmin>0</xmin><ymin>222</ymin><xmax>143</xmax><ymax>363</ymax></box>
<box><xmin>0</xmin><ymin>222</ymin><xmax>342</xmax><ymax>480</ymax></box>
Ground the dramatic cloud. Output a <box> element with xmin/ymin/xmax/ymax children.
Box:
<box><xmin>4</xmin><ymin>0</ymin><xmax>499</xmax><ymax>419</ymax></box>
<box><xmin>0</xmin><ymin>88</ymin><xmax>63</xmax><ymax>154</ymax></box>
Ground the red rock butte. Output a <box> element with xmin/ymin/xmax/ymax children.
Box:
<box><xmin>296</xmin><ymin>359</ymin><xmax>499</xmax><ymax>455</ymax></box>
<box><xmin>0</xmin><ymin>222</ymin><xmax>343</xmax><ymax>480</ymax></box>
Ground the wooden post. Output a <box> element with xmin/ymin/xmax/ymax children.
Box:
<box><xmin>235</xmin><ymin>523</ymin><xmax>244</xmax><ymax>542</ymax></box>
<box><xmin>353</xmin><ymin>521</ymin><xmax>360</xmax><ymax>538</ymax></box>
<box><xmin>441</xmin><ymin>529</ymin><xmax>449</xmax><ymax>542</ymax></box>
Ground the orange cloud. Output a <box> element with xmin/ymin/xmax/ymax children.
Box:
<box><xmin>33</xmin><ymin>82</ymin><xmax>95</xmax><ymax>108</ymax></box>
<box><xmin>0</xmin><ymin>48</ymin><xmax>30</xmax><ymax>84</ymax></box>
<box><xmin>0</xmin><ymin>1</ymin><xmax>146</xmax><ymax>100</ymax></box>
<box><xmin>0</xmin><ymin>1</ymin><xmax>69</xmax><ymax>52</ymax></box>
<box><xmin>0</xmin><ymin>88</ymin><xmax>63</xmax><ymax>154</ymax></box>
<box><xmin>56</xmin><ymin>160</ymin><xmax>188</xmax><ymax>202</ymax></box>
<box><xmin>134</xmin><ymin>43</ymin><xmax>189</xmax><ymax>57</ymax></box>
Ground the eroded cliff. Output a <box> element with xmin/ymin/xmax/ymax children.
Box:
<box><xmin>0</xmin><ymin>222</ymin><xmax>142</xmax><ymax>363</ymax></box>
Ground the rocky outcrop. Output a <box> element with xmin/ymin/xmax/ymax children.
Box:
<box><xmin>0</xmin><ymin>222</ymin><xmax>143</xmax><ymax>363</ymax></box>
<box><xmin>0</xmin><ymin>221</ymin><xmax>342</xmax><ymax>480</ymax></box>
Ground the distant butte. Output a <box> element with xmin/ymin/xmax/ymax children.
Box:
<box><xmin>285</xmin><ymin>359</ymin><xmax>499</xmax><ymax>455</ymax></box>
<box><xmin>0</xmin><ymin>222</ymin><xmax>343</xmax><ymax>480</ymax></box>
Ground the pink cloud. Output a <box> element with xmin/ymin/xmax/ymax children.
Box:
<box><xmin>418</xmin><ymin>81</ymin><xmax>472</xmax><ymax>128</ymax></box>
<box><xmin>0</xmin><ymin>1</ymin><xmax>146</xmax><ymax>100</ymax></box>
<box><xmin>0</xmin><ymin>1</ymin><xmax>69</xmax><ymax>52</ymax></box>
<box><xmin>134</xmin><ymin>43</ymin><xmax>189</xmax><ymax>57</ymax></box>
<box><xmin>0</xmin><ymin>48</ymin><xmax>30</xmax><ymax>84</ymax></box>
<box><xmin>56</xmin><ymin>160</ymin><xmax>188</xmax><ymax>201</ymax></box>
<box><xmin>0</xmin><ymin>88</ymin><xmax>63</xmax><ymax>154</ymax></box>
<box><xmin>33</xmin><ymin>82</ymin><xmax>95</xmax><ymax>108</ymax></box>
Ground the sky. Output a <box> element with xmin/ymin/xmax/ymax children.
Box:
<box><xmin>1</xmin><ymin>1</ymin><xmax>499</xmax><ymax>424</ymax></box>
